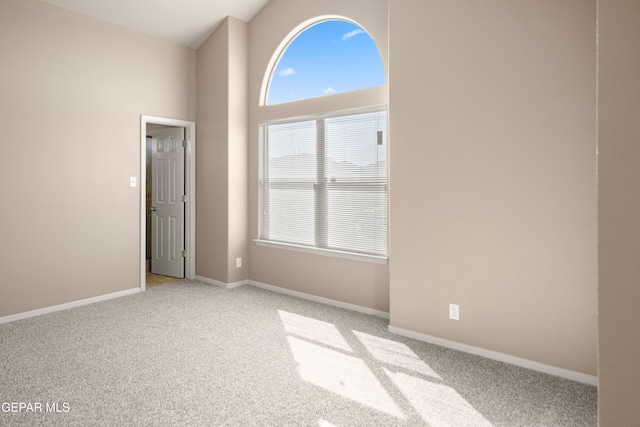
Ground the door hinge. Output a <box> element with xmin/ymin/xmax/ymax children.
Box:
<box><xmin>181</xmin><ymin>250</ymin><xmax>187</xmax><ymax>257</ymax></box>
<box><xmin>182</xmin><ymin>140</ymin><xmax>186</xmax><ymax>148</ymax></box>
<box><xmin>182</xmin><ymin>195</ymin><xmax>188</xmax><ymax>202</ymax></box>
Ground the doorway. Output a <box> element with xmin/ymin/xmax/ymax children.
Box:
<box><xmin>140</xmin><ymin>116</ymin><xmax>196</xmax><ymax>291</ymax></box>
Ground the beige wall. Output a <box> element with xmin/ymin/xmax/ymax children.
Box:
<box><xmin>598</xmin><ymin>0</ymin><xmax>640</xmax><ymax>423</ymax></box>
<box><xmin>196</xmin><ymin>18</ymin><xmax>230</xmax><ymax>282</ymax></box>
<box><xmin>227</xmin><ymin>18</ymin><xmax>249</xmax><ymax>284</ymax></box>
<box><xmin>196</xmin><ymin>17</ymin><xmax>249</xmax><ymax>284</ymax></box>
<box><xmin>247</xmin><ymin>0</ymin><xmax>390</xmax><ymax>312</ymax></box>
<box><xmin>389</xmin><ymin>0</ymin><xmax>597</xmax><ymax>375</ymax></box>
<box><xmin>1</xmin><ymin>0</ymin><xmax>611</xmax><ymax>393</ymax></box>
<box><xmin>0</xmin><ymin>0</ymin><xmax>196</xmax><ymax>317</ymax></box>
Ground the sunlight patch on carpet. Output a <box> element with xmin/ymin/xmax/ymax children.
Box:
<box><xmin>287</xmin><ymin>336</ymin><xmax>404</xmax><ymax>419</ymax></box>
<box><xmin>384</xmin><ymin>368</ymin><xmax>492</xmax><ymax>427</ymax></box>
<box><xmin>278</xmin><ymin>310</ymin><xmax>352</xmax><ymax>352</ymax></box>
<box><xmin>353</xmin><ymin>330</ymin><xmax>442</xmax><ymax>380</ymax></box>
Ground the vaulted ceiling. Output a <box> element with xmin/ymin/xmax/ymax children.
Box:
<box><xmin>40</xmin><ymin>0</ymin><xmax>271</xmax><ymax>48</ymax></box>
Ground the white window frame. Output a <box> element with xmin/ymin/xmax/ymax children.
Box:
<box><xmin>256</xmin><ymin>107</ymin><xmax>388</xmax><ymax>265</ymax></box>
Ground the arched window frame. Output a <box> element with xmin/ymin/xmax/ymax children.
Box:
<box><xmin>259</xmin><ymin>16</ymin><xmax>387</xmax><ymax>109</ymax></box>
<box><xmin>256</xmin><ymin>16</ymin><xmax>389</xmax><ymax>264</ymax></box>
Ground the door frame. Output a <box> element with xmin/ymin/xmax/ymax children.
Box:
<box><xmin>140</xmin><ymin>115</ymin><xmax>196</xmax><ymax>291</ymax></box>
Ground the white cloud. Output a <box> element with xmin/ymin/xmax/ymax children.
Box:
<box><xmin>277</xmin><ymin>68</ymin><xmax>296</xmax><ymax>77</ymax></box>
<box><xmin>342</xmin><ymin>29</ymin><xmax>364</xmax><ymax>41</ymax></box>
<box><xmin>323</xmin><ymin>87</ymin><xmax>336</xmax><ymax>95</ymax></box>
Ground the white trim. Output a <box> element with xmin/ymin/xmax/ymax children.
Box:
<box><xmin>254</xmin><ymin>239</ymin><xmax>388</xmax><ymax>265</ymax></box>
<box><xmin>248</xmin><ymin>280</ymin><xmax>390</xmax><ymax>319</ymax></box>
<box><xmin>0</xmin><ymin>288</ymin><xmax>140</xmax><ymax>325</ymax></box>
<box><xmin>259</xmin><ymin>16</ymin><xmax>339</xmax><ymax>106</ymax></box>
<box><xmin>388</xmin><ymin>325</ymin><xmax>598</xmax><ymax>386</ymax></box>
<box><xmin>259</xmin><ymin>15</ymin><xmax>381</xmax><ymax>107</ymax></box>
<box><xmin>258</xmin><ymin>105</ymin><xmax>388</xmax><ymax>127</ymax></box>
<box><xmin>195</xmin><ymin>276</ymin><xmax>248</xmax><ymax>289</ymax></box>
<box><xmin>140</xmin><ymin>116</ymin><xmax>196</xmax><ymax>292</ymax></box>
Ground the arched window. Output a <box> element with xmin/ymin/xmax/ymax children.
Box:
<box><xmin>266</xmin><ymin>19</ymin><xmax>385</xmax><ymax>105</ymax></box>
<box><xmin>258</xmin><ymin>18</ymin><xmax>388</xmax><ymax>263</ymax></box>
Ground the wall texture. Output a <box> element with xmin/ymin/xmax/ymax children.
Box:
<box><xmin>1</xmin><ymin>0</ymin><xmax>611</xmax><ymax>397</ymax></box>
<box><xmin>247</xmin><ymin>0</ymin><xmax>390</xmax><ymax>312</ymax></box>
<box><xmin>227</xmin><ymin>18</ymin><xmax>249</xmax><ymax>285</ymax></box>
<box><xmin>0</xmin><ymin>0</ymin><xmax>196</xmax><ymax>317</ymax></box>
<box><xmin>196</xmin><ymin>17</ymin><xmax>249</xmax><ymax>284</ymax></box>
<box><xmin>388</xmin><ymin>0</ymin><xmax>597</xmax><ymax>375</ymax></box>
<box><xmin>196</xmin><ymin>18</ymin><xmax>231</xmax><ymax>282</ymax></box>
<box><xmin>598</xmin><ymin>0</ymin><xmax>640</xmax><ymax>423</ymax></box>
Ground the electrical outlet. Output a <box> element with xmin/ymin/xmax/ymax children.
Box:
<box><xmin>236</xmin><ymin>257</ymin><xmax>242</xmax><ymax>268</ymax></box>
<box><xmin>449</xmin><ymin>303</ymin><xmax>460</xmax><ymax>320</ymax></box>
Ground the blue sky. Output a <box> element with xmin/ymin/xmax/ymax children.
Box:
<box><xmin>267</xmin><ymin>20</ymin><xmax>385</xmax><ymax>105</ymax></box>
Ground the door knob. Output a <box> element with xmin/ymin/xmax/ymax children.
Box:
<box><xmin>150</xmin><ymin>207</ymin><xmax>157</xmax><ymax>212</ymax></box>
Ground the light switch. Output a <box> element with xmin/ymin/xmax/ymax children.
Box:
<box><xmin>130</xmin><ymin>177</ymin><xmax>137</xmax><ymax>188</ymax></box>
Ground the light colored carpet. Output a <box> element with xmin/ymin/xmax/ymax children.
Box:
<box><xmin>0</xmin><ymin>280</ymin><xmax>597</xmax><ymax>426</ymax></box>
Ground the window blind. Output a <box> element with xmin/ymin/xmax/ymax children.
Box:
<box><xmin>260</xmin><ymin>108</ymin><xmax>387</xmax><ymax>257</ymax></box>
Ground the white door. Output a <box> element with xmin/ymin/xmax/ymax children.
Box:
<box><xmin>151</xmin><ymin>127</ymin><xmax>185</xmax><ymax>278</ymax></box>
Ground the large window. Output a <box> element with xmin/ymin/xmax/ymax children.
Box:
<box><xmin>259</xmin><ymin>108</ymin><xmax>387</xmax><ymax>260</ymax></box>
<box><xmin>258</xmin><ymin>17</ymin><xmax>387</xmax><ymax>263</ymax></box>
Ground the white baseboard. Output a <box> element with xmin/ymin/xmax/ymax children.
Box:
<box><xmin>194</xmin><ymin>275</ymin><xmax>248</xmax><ymax>289</ymax></box>
<box><xmin>388</xmin><ymin>325</ymin><xmax>598</xmax><ymax>386</ymax></box>
<box><xmin>0</xmin><ymin>288</ymin><xmax>141</xmax><ymax>325</ymax></box>
<box><xmin>1</xmin><ymin>280</ymin><xmax>595</xmax><ymax>387</ymax></box>
<box><xmin>248</xmin><ymin>280</ymin><xmax>390</xmax><ymax>319</ymax></box>
<box><xmin>193</xmin><ymin>276</ymin><xmax>391</xmax><ymax>319</ymax></box>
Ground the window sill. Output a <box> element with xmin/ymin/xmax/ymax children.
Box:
<box><xmin>254</xmin><ymin>239</ymin><xmax>388</xmax><ymax>265</ymax></box>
